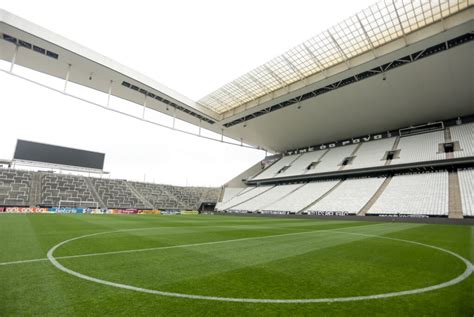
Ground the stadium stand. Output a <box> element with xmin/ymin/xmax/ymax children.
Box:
<box><xmin>367</xmin><ymin>171</ymin><xmax>449</xmax><ymax>216</ymax></box>
<box><xmin>458</xmin><ymin>168</ymin><xmax>474</xmax><ymax>217</ymax></box>
<box><xmin>391</xmin><ymin>131</ymin><xmax>446</xmax><ymax>165</ymax></box>
<box><xmin>261</xmin><ymin>180</ymin><xmax>340</xmax><ymax>213</ymax></box>
<box><xmin>129</xmin><ymin>182</ymin><xmax>220</xmax><ymax>210</ymax></box>
<box><xmin>0</xmin><ymin>168</ymin><xmax>31</xmax><ymax>206</ymax></box>
<box><xmin>310</xmin><ymin>144</ymin><xmax>358</xmax><ymax>174</ymax></box>
<box><xmin>306</xmin><ymin>177</ymin><xmax>386</xmax><ymax>215</ymax></box>
<box><xmin>90</xmin><ymin>178</ymin><xmax>149</xmax><ymax>209</ymax></box>
<box><xmin>253</xmin><ymin>154</ymin><xmax>299</xmax><ymax>180</ymax></box>
<box><xmin>345</xmin><ymin>138</ymin><xmax>396</xmax><ymax>170</ymax></box>
<box><xmin>216</xmin><ymin>186</ymin><xmax>272</xmax><ymax>211</ymax></box>
<box><xmin>277</xmin><ymin>150</ymin><xmax>329</xmax><ymax>177</ymax></box>
<box><xmin>40</xmin><ymin>173</ymin><xmax>95</xmax><ymax>206</ymax></box>
<box><xmin>250</xmin><ymin>123</ymin><xmax>474</xmax><ymax>181</ymax></box>
<box><xmin>450</xmin><ymin>123</ymin><xmax>474</xmax><ymax>158</ymax></box>
<box><xmin>229</xmin><ymin>184</ymin><xmax>302</xmax><ymax>212</ymax></box>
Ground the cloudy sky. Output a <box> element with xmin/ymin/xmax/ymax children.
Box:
<box><xmin>0</xmin><ymin>0</ymin><xmax>374</xmax><ymax>186</ymax></box>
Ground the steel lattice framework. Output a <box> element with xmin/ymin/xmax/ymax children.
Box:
<box><xmin>198</xmin><ymin>0</ymin><xmax>470</xmax><ymax>114</ymax></box>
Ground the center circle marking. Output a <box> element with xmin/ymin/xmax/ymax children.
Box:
<box><xmin>46</xmin><ymin>228</ymin><xmax>473</xmax><ymax>303</ymax></box>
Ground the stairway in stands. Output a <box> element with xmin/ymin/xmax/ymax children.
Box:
<box><xmin>84</xmin><ymin>177</ymin><xmax>106</xmax><ymax>208</ymax></box>
<box><xmin>125</xmin><ymin>182</ymin><xmax>154</xmax><ymax>209</ymax></box>
<box><xmin>385</xmin><ymin>137</ymin><xmax>400</xmax><ymax>166</ymax></box>
<box><xmin>448</xmin><ymin>170</ymin><xmax>463</xmax><ymax>219</ymax></box>
<box><xmin>338</xmin><ymin>143</ymin><xmax>362</xmax><ymax>171</ymax></box>
<box><xmin>444</xmin><ymin>127</ymin><xmax>454</xmax><ymax>159</ymax></box>
<box><xmin>28</xmin><ymin>173</ymin><xmax>42</xmax><ymax>207</ymax></box>
<box><xmin>297</xmin><ymin>180</ymin><xmax>343</xmax><ymax>213</ymax></box>
<box><xmin>358</xmin><ymin>176</ymin><xmax>392</xmax><ymax>215</ymax></box>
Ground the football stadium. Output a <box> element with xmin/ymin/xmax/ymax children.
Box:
<box><xmin>1</xmin><ymin>1</ymin><xmax>473</xmax><ymax>315</ymax></box>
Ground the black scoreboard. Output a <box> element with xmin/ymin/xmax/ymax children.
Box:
<box><xmin>14</xmin><ymin>140</ymin><xmax>105</xmax><ymax>170</ymax></box>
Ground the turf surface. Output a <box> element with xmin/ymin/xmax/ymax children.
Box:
<box><xmin>0</xmin><ymin>214</ymin><xmax>472</xmax><ymax>316</ymax></box>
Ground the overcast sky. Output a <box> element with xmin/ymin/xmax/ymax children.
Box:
<box><xmin>0</xmin><ymin>0</ymin><xmax>374</xmax><ymax>186</ymax></box>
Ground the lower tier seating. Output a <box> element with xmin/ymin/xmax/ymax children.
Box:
<box><xmin>307</xmin><ymin>177</ymin><xmax>386</xmax><ymax>215</ymax></box>
<box><xmin>0</xmin><ymin>169</ymin><xmax>31</xmax><ymax>206</ymax></box>
<box><xmin>41</xmin><ymin>174</ymin><xmax>94</xmax><ymax>206</ymax></box>
<box><xmin>458</xmin><ymin>168</ymin><xmax>474</xmax><ymax>217</ymax></box>
<box><xmin>218</xmin><ymin>171</ymin><xmax>464</xmax><ymax>217</ymax></box>
<box><xmin>367</xmin><ymin>171</ymin><xmax>448</xmax><ymax>216</ymax></box>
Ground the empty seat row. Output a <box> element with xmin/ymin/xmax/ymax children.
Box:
<box><xmin>252</xmin><ymin>124</ymin><xmax>473</xmax><ymax>181</ymax></box>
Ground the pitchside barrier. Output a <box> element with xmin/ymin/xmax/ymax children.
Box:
<box><xmin>0</xmin><ymin>208</ymin><xmax>201</xmax><ymax>215</ymax></box>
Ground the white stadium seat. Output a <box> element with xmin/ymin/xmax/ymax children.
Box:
<box><xmin>368</xmin><ymin>171</ymin><xmax>449</xmax><ymax>216</ymax></box>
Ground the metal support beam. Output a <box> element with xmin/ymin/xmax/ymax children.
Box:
<box><xmin>233</xmin><ymin>82</ymin><xmax>258</xmax><ymax>99</ymax></box>
<box><xmin>1</xmin><ymin>69</ymin><xmax>261</xmax><ymax>151</ymax></box>
<box><xmin>438</xmin><ymin>0</ymin><xmax>447</xmax><ymax>31</ymax></box>
<box><xmin>106</xmin><ymin>80</ymin><xmax>113</xmax><ymax>107</ymax></box>
<box><xmin>392</xmin><ymin>0</ymin><xmax>408</xmax><ymax>46</ymax></box>
<box><xmin>221</xmin><ymin>87</ymin><xmax>245</xmax><ymax>104</ymax></box>
<box><xmin>63</xmin><ymin>64</ymin><xmax>71</xmax><ymax>93</ymax></box>
<box><xmin>172</xmin><ymin>106</ymin><xmax>176</xmax><ymax>129</ymax></box>
<box><xmin>302</xmin><ymin>43</ymin><xmax>327</xmax><ymax>76</ymax></box>
<box><xmin>248</xmin><ymin>74</ymin><xmax>271</xmax><ymax>93</ymax></box>
<box><xmin>142</xmin><ymin>95</ymin><xmax>147</xmax><ymax>119</ymax></box>
<box><xmin>208</xmin><ymin>95</ymin><xmax>227</xmax><ymax>113</ymax></box>
<box><xmin>9</xmin><ymin>45</ymin><xmax>18</xmax><ymax>73</ymax></box>
<box><xmin>263</xmin><ymin>65</ymin><xmax>286</xmax><ymax>85</ymax></box>
<box><xmin>356</xmin><ymin>13</ymin><xmax>377</xmax><ymax>58</ymax></box>
<box><xmin>282</xmin><ymin>56</ymin><xmax>304</xmax><ymax>79</ymax></box>
<box><xmin>327</xmin><ymin>31</ymin><xmax>350</xmax><ymax>68</ymax></box>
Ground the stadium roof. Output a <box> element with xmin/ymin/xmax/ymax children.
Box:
<box><xmin>198</xmin><ymin>0</ymin><xmax>471</xmax><ymax>115</ymax></box>
<box><xmin>0</xmin><ymin>1</ymin><xmax>473</xmax><ymax>153</ymax></box>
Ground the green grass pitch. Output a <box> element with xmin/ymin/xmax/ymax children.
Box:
<box><xmin>0</xmin><ymin>214</ymin><xmax>472</xmax><ymax>316</ymax></box>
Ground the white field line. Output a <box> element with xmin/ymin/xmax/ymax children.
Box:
<box><xmin>0</xmin><ymin>222</ymin><xmax>386</xmax><ymax>267</ymax></box>
<box><xmin>46</xmin><ymin>226</ymin><xmax>473</xmax><ymax>304</ymax></box>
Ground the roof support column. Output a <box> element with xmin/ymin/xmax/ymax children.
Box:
<box><xmin>9</xmin><ymin>44</ymin><xmax>18</xmax><ymax>73</ymax></box>
<box><xmin>63</xmin><ymin>64</ymin><xmax>71</xmax><ymax>93</ymax></box>
<box><xmin>142</xmin><ymin>96</ymin><xmax>147</xmax><ymax>119</ymax></box>
<box><xmin>106</xmin><ymin>80</ymin><xmax>113</xmax><ymax>107</ymax></box>
<box><xmin>172</xmin><ymin>106</ymin><xmax>176</xmax><ymax>129</ymax></box>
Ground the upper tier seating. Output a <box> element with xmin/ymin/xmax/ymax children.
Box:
<box><xmin>41</xmin><ymin>174</ymin><xmax>94</xmax><ymax>206</ymax></box>
<box><xmin>90</xmin><ymin>178</ymin><xmax>148</xmax><ymax>209</ymax></box>
<box><xmin>262</xmin><ymin>180</ymin><xmax>339</xmax><ymax>213</ymax></box>
<box><xmin>391</xmin><ymin>131</ymin><xmax>445</xmax><ymax>165</ymax></box>
<box><xmin>450</xmin><ymin>123</ymin><xmax>474</xmax><ymax>158</ymax></box>
<box><xmin>216</xmin><ymin>186</ymin><xmax>272</xmax><ymax>211</ymax></box>
<box><xmin>367</xmin><ymin>171</ymin><xmax>448</xmax><ymax>215</ymax></box>
<box><xmin>0</xmin><ymin>169</ymin><xmax>31</xmax><ymax>206</ymax></box>
<box><xmin>310</xmin><ymin>144</ymin><xmax>357</xmax><ymax>174</ymax></box>
<box><xmin>277</xmin><ymin>150</ymin><xmax>328</xmax><ymax>177</ymax></box>
<box><xmin>253</xmin><ymin>154</ymin><xmax>299</xmax><ymax>180</ymax></box>
<box><xmin>229</xmin><ymin>184</ymin><xmax>302</xmax><ymax>212</ymax></box>
<box><xmin>345</xmin><ymin>138</ymin><xmax>396</xmax><ymax>170</ymax></box>
<box><xmin>252</xmin><ymin>122</ymin><xmax>474</xmax><ymax>180</ymax></box>
<box><xmin>306</xmin><ymin>177</ymin><xmax>386</xmax><ymax>214</ymax></box>
<box><xmin>458</xmin><ymin>168</ymin><xmax>474</xmax><ymax>217</ymax></box>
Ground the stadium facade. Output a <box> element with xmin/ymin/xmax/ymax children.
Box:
<box><xmin>0</xmin><ymin>1</ymin><xmax>473</xmax><ymax>219</ymax></box>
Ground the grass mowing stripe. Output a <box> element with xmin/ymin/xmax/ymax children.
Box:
<box><xmin>0</xmin><ymin>222</ymin><xmax>385</xmax><ymax>267</ymax></box>
<box><xmin>46</xmin><ymin>225</ymin><xmax>473</xmax><ymax>303</ymax></box>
